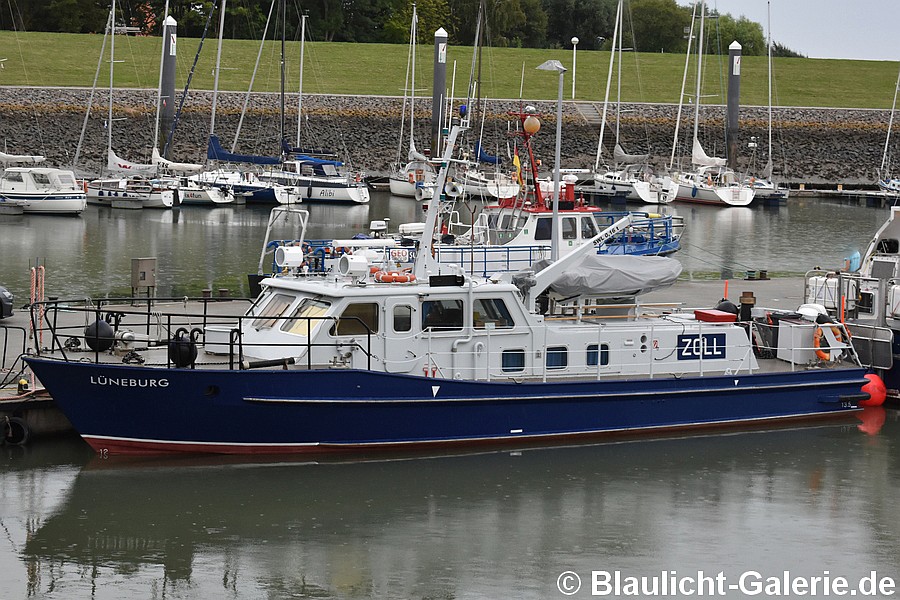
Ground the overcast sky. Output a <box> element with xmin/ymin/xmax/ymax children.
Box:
<box><xmin>690</xmin><ymin>0</ymin><xmax>900</xmax><ymax>62</ymax></box>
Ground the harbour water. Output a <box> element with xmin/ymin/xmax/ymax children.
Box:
<box><xmin>0</xmin><ymin>193</ymin><xmax>890</xmax><ymax>300</ymax></box>
<box><xmin>2</xmin><ymin>194</ymin><xmax>900</xmax><ymax>598</ymax></box>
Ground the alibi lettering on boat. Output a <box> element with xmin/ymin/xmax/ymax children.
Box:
<box><xmin>23</xmin><ymin>120</ymin><xmax>878</xmax><ymax>455</ymax></box>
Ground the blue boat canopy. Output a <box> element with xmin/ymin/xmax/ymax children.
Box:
<box><xmin>281</xmin><ymin>139</ymin><xmax>342</xmax><ymax>166</ymax></box>
<box><xmin>475</xmin><ymin>141</ymin><xmax>501</xmax><ymax>165</ymax></box>
<box><xmin>207</xmin><ymin>135</ymin><xmax>280</xmax><ymax>165</ymax></box>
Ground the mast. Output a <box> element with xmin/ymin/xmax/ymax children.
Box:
<box><xmin>296</xmin><ymin>12</ymin><xmax>307</xmax><ymax>149</ymax></box>
<box><xmin>691</xmin><ymin>0</ymin><xmax>706</xmax><ymax>151</ymax></box>
<box><xmin>152</xmin><ymin>0</ymin><xmax>170</xmax><ymax>152</ymax></box>
<box><xmin>209</xmin><ymin>0</ymin><xmax>226</xmax><ymax>139</ymax></box>
<box><xmin>669</xmin><ymin>1</ymin><xmax>698</xmax><ymax>169</ymax></box>
<box><xmin>882</xmin><ymin>66</ymin><xmax>900</xmax><ymax>177</ymax></box>
<box><xmin>279</xmin><ymin>0</ymin><xmax>286</xmax><ymax>146</ymax></box>
<box><xmin>74</xmin><ymin>10</ymin><xmax>111</xmax><ymax>170</ymax></box>
<box><xmin>593</xmin><ymin>0</ymin><xmax>622</xmax><ymax>171</ymax></box>
<box><xmin>107</xmin><ymin>0</ymin><xmax>116</xmax><ymax>160</ymax></box>
<box><xmin>408</xmin><ymin>4</ymin><xmax>418</xmax><ymax>159</ymax></box>
<box><xmin>765</xmin><ymin>0</ymin><xmax>773</xmax><ymax>178</ymax></box>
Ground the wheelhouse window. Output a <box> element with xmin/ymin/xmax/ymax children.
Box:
<box><xmin>473</xmin><ymin>298</ymin><xmax>515</xmax><ymax>329</ymax></box>
<box><xmin>587</xmin><ymin>343</ymin><xmax>610</xmax><ymax>366</ymax></box>
<box><xmin>330</xmin><ymin>302</ymin><xmax>379</xmax><ymax>336</ymax></box>
<box><xmin>422</xmin><ymin>299</ymin><xmax>463</xmax><ymax>331</ymax></box>
<box><xmin>581</xmin><ymin>216</ymin><xmax>598</xmax><ymax>238</ymax></box>
<box><xmin>252</xmin><ymin>293</ymin><xmax>295</xmax><ymax>329</ymax></box>
<box><xmin>5</xmin><ymin>172</ymin><xmax>23</xmax><ymax>183</ymax></box>
<box><xmin>393</xmin><ymin>305</ymin><xmax>413</xmax><ymax>332</ymax></box>
<box><xmin>281</xmin><ymin>298</ymin><xmax>331</xmax><ymax>336</ymax></box>
<box><xmin>33</xmin><ymin>172</ymin><xmax>51</xmax><ymax>187</ymax></box>
<box><xmin>561</xmin><ymin>217</ymin><xmax>577</xmax><ymax>240</ymax></box>
<box><xmin>535</xmin><ymin>217</ymin><xmax>551</xmax><ymax>240</ymax></box>
<box><xmin>502</xmin><ymin>349</ymin><xmax>525</xmax><ymax>372</ymax></box>
<box><xmin>546</xmin><ymin>346</ymin><xmax>568</xmax><ymax>369</ymax></box>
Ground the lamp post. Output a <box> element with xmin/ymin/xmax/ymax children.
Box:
<box><xmin>536</xmin><ymin>59</ymin><xmax>567</xmax><ymax>262</ymax></box>
<box><xmin>570</xmin><ymin>37</ymin><xmax>579</xmax><ymax>100</ymax></box>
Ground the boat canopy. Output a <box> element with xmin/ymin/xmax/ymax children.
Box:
<box><xmin>208</xmin><ymin>135</ymin><xmax>280</xmax><ymax>165</ymax></box>
<box><xmin>613</xmin><ymin>143</ymin><xmax>650</xmax><ymax>165</ymax></box>
<box><xmin>532</xmin><ymin>254</ymin><xmax>682</xmax><ymax>297</ymax></box>
<box><xmin>475</xmin><ymin>141</ymin><xmax>501</xmax><ymax>165</ymax></box>
<box><xmin>0</xmin><ymin>151</ymin><xmax>45</xmax><ymax>165</ymax></box>
<box><xmin>691</xmin><ymin>138</ymin><xmax>727</xmax><ymax>168</ymax></box>
<box><xmin>280</xmin><ymin>139</ymin><xmax>342</xmax><ymax>165</ymax></box>
<box><xmin>107</xmin><ymin>149</ymin><xmax>156</xmax><ymax>175</ymax></box>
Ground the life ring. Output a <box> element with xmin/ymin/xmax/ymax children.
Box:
<box><xmin>408</xmin><ymin>172</ymin><xmax>415</xmax><ymax>184</ymax></box>
<box><xmin>355</xmin><ymin>173</ymin><xmax>362</xmax><ymax>183</ymax></box>
<box><xmin>3</xmin><ymin>416</ymin><xmax>30</xmax><ymax>446</ymax></box>
<box><xmin>374</xmin><ymin>270</ymin><xmax>416</xmax><ymax>283</ymax></box>
<box><xmin>813</xmin><ymin>325</ymin><xmax>843</xmax><ymax>361</ymax></box>
<box><xmin>706</xmin><ymin>175</ymin><xmax>713</xmax><ymax>187</ymax></box>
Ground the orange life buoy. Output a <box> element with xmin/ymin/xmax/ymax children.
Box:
<box><xmin>813</xmin><ymin>325</ymin><xmax>843</xmax><ymax>361</ymax></box>
<box><xmin>374</xmin><ymin>270</ymin><xmax>416</xmax><ymax>283</ymax></box>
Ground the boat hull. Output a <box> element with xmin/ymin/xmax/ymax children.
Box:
<box><xmin>1</xmin><ymin>193</ymin><xmax>87</xmax><ymax>215</ymax></box>
<box><xmin>25</xmin><ymin>357</ymin><xmax>867</xmax><ymax>455</ymax></box>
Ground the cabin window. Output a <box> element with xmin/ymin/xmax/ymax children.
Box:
<box><xmin>33</xmin><ymin>173</ymin><xmax>51</xmax><ymax>187</ymax></box>
<box><xmin>502</xmin><ymin>349</ymin><xmax>525</xmax><ymax>372</ymax></box>
<box><xmin>581</xmin><ymin>216</ymin><xmax>598</xmax><ymax>238</ymax></box>
<box><xmin>500</xmin><ymin>214</ymin><xmax>514</xmax><ymax>230</ymax></box>
<box><xmin>877</xmin><ymin>239</ymin><xmax>900</xmax><ymax>254</ymax></box>
<box><xmin>473</xmin><ymin>298</ymin><xmax>514</xmax><ymax>329</ymax></box>
<box><xmin>252</xmin><ymin>293</ymin><xmax>295</xmax><ymax>329</ymax></box>
<box><xmin>331</xmin><ymin>302</ymin><xmax>379</xmax><ymax>336</ymax></box>
<box><xmin>587</xmin><ymin>343</ymin><xmax>610</xmax><ymax>366</ymax></box>
<box><xmin>535</xmin><ymin>217</ymin><xmax>552</xmax><ymax>240</ymax></box>
<box><xmin>422</xmin><ymin>299</ymin><xmax>464</xmax><ymax>331</ymax></box>
<box><xmin>546</xmin><ymin>346</ymin><xmax>568</xmax><ymax>369</ymax></box>
<box><xmin>5</xmin><ymin>172</ymin><xmax>23</xmax><ymax>183</ymax></box>
<box><xmin>58</xmin><ymin>173</ymin><xmax>77</xmax><ymax>187</ymax></box>
<box><xmin>562</xmin><ymin>217</ymin><xmax>577</xmax><ymax>240</ymax></box>
<box><xmin>281</xmin><ymin>298</ymin><xmax>331</xmax><ymax>336</ymax></box>
<box><xmin>393</xmin><ymin>305</ymin><xmax>413</xmax><ymax>332</ymax></box>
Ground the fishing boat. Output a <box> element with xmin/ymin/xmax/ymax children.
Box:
<box><xmin>0</xmin><ymin>165</ymin><xmax>87</xmax><ymax>216</ymax></box>
<box><xmin>23</xmin><ymin>121</ymin><xmax>875</xmax><ymax>455</ymax></box>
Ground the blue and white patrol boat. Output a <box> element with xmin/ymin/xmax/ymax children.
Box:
<box><xmin>24</xmin><ymin>122</ymin><xmax>872</xmax><ymax>455</ymax></box>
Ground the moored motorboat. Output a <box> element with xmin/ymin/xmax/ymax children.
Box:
<box><xmin>0</xmin><ymin>166</ymin><xmax>87</xmax><ymax>215</ymax></box>
<box><xmin>23</xmin><ymin>122</ymin><xmax>873</xmax><ymax>456</ymax></box>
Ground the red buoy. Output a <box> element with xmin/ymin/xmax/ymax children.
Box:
<box><xmin>860</xmin><ymin>373</ymin><xmax>887</xmax><ymax>407</ymax></box>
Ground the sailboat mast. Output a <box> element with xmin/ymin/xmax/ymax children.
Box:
<box><xmin>74</xmin><ymin>10</ymin><xmax>111</xmax><ymax>170</ymax></box>
<box><xmin>669</xmin><ymin>1</ymin><xmax>697</xmax><ymax>169</ymax></box>
<box><xmin>210</xmin><ymin>0</ymin><xmax>227</xmax><ymax>138</ymax></box>
<box><xmin>882</xmin><ymin>65</ymin><xmax>900</xmax><ymax>175</ymax></box>
<box><xmin>296</xmin><ymin>13</ymin><xmax>306</xmax><ymax>149</ymax></box>
<box><xmin>279</xmin><ymin>0</ymin><xmax>286</xmax><ymax>146</ymax></box>
<box><xmin>766</xmin><ymin>0</ymin><xmax>773</xmax><ymax>173</ymax></box>
<box><xmin>593</xmin><ymin>0</ymin><xmax>622</xmax><ymax>171</ymax></box>
<box><xmin>691</xmin><ymin>0</ymin><xmax>706</xmax><ymax>147</ymax></box>
<box><xmin>107</xmin><ymin>0</ymin><xmax>116</xmax><ymax>158</ymax></box>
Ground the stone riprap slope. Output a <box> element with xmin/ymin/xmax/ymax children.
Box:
<box><xmin>0</xmin><ymin>86</ymin><xmax>889</xmax><ymax>183</ymax></box>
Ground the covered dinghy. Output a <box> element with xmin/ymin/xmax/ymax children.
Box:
<box><xmin>533</xmin><ymin>254</ymin><xmax>682</xmax><ymax>298</ymax></box>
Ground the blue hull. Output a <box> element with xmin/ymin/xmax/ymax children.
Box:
<box><xmin>25</xmin><ymin>358</ymin><xmax>868</xmax><ymax>455</ymax></box>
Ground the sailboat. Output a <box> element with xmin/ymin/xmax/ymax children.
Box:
<box><xmin>878</xmin><ymin>63</ymin><xmax>900</xmax><ymax>196</ymax></box>
<box><xmin>744</xmin><ymin>0</ymin><xmax>788</xmax><ymax>203</ymax></box>
<box><xmin>591</xmin><ymin>0</ymin><xmax>675</xmax><ymax>205</ymax></box>
<box><xmin>191</xmin><ymin>0</ymin><xmax>300</xmax><ymax>205</ymax></box>
<box><xmin>666</xmin><ymin>0</ymin><xmax>754</xmax><ymax>207</ymax></box>
<box><xmin>388</xmin><ymin>3</ymin><xmax>437</xmax><ymax>199</ymax></box>
<box><xmin>84</xmin><ymin>1</ymin><xmax>174</xmax><ymax>209</ymax></box>
<box><xmin>257</xmin><ymin>8</ymin><xmax>370</xmax><ymax>204</ymax></box>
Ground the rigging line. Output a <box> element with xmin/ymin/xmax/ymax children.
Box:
<box><xmin>5</xmin><ymin>0</ymin><xmax>45</xmax><ymax>155</ymax></box>
<box><xmin>677</xmin><ymin>240</ymin><xmax>756</xmax><ymax>270</ymax></box>
<box><xmin>74</xmin><ymin>10</ymin><xmax>112</xmax><ymax>172</ymax></box>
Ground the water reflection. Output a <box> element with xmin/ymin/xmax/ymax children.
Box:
<box><xmin>0</xmin><ymin>195</ymin><xmax>891</xmax><ymax>299</ymax></box>
<box><xmin>12</xmin><ymin>415</ymin><xmax>900</xmax><ymax>599</ymax></box>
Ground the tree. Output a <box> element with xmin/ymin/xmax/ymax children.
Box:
<box><xmin>542</xmin><ymin>0</ymin><xmax>616</xmax><ymax>50</ymax></box>
<box><xmin>706</xmin><ymin>13</ymin><xmax>765</xmax><ymax>56</ymax></box>
<box><xmin>627</xmin><ymin>0</ymin><xmax>690</xmax><ymax>53</ymax></box>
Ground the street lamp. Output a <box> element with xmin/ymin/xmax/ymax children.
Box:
<box><xmin>536</xmin><ymin>59</ymin><xmax>567</xmax><ymax>262</ymax></box>
<box><xmin>570</xmin><ymin>37</ymin><xmax>579</xmax><ymax>100</ymax></box>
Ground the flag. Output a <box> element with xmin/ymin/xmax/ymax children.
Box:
<box><xmin>512</xmin><ymin>147</ymin><xmax>523</xmax><ymax>186</ymax></box>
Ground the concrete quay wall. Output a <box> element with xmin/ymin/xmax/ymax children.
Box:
<box><xmin>0</xmin><ymin>86</ymin><xmax>890</xmax><ymax>183</ymax></box>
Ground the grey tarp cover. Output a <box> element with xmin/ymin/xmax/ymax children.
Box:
<box><xmin>532</xmin><ymin>254</ymin><xmax>683</xmax><ymax>297</ymax></box>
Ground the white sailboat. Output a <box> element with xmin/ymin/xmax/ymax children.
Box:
<box><xmin>666</xmin><ymin>0</ymin><xmax>754</xmax><ymax>207</ymax></box>
<box><xmin>745</xmin><ymin>0</ymin><xmax>788</xmax><ymax>203</ymax></box>
<box><xmin>591</xmin><ymin>0</ymin><xmax>675</xmax><ymax>205</ymax></box>
<box><xmin>85</xmin><ymin>1</ymin><xmax>174</xmax><ymax>209</ymax></box>
<box><xmin>388</xmin><ymin>4</ymin><xmax>436</xmax><ymax>199</ymax></box>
